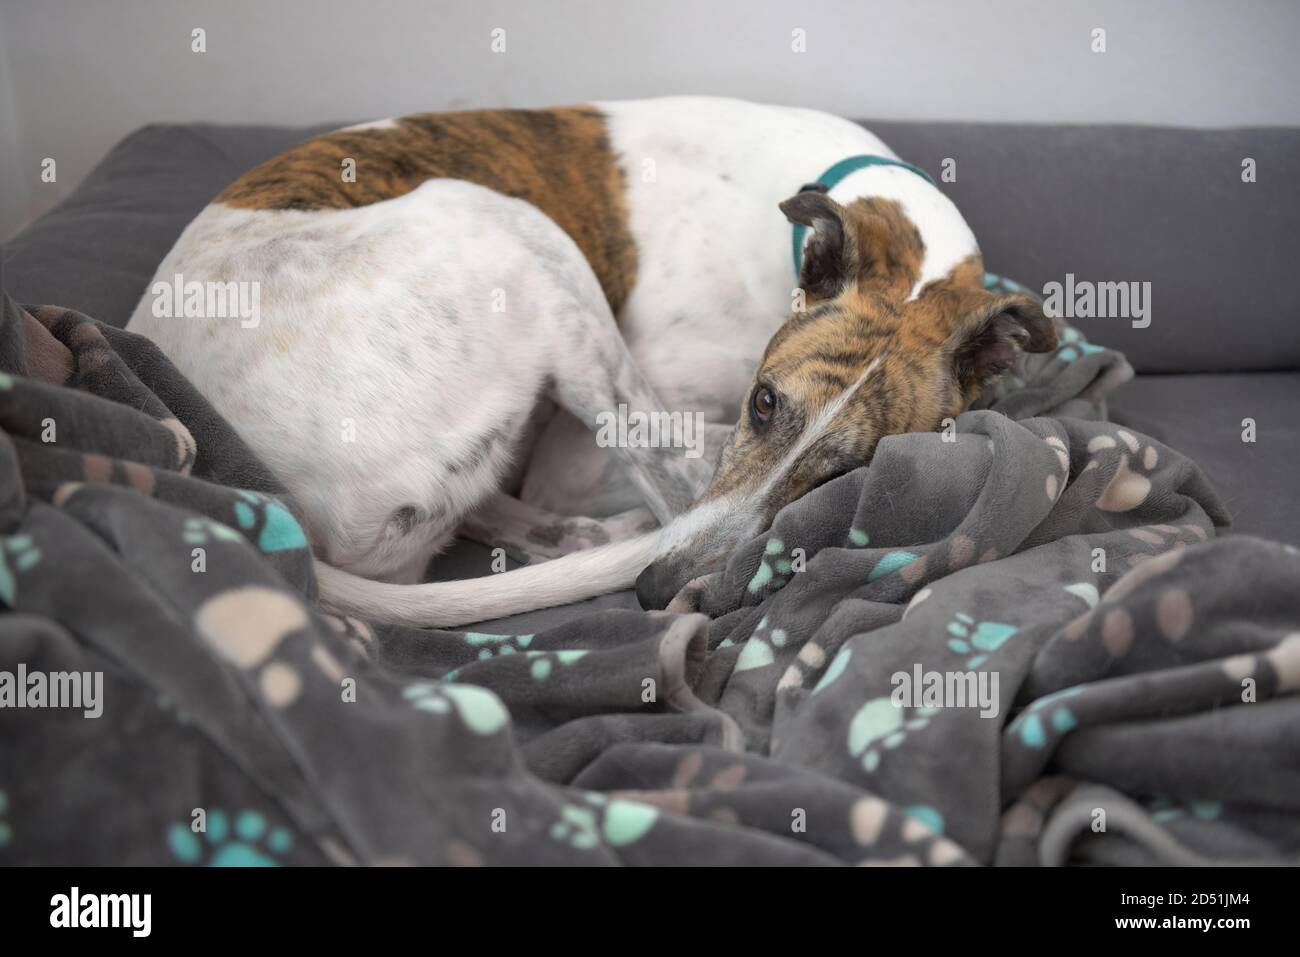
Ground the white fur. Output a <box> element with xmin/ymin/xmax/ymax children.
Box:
<box><xmin>130</xmin><ymin>179</ymin><xmax>613</xmax><ymax>582</ymax></box>
<box><xmin>524</xmin><ymin>97</ymin><xmax>977</xmax><ymax>514</ymax></box>
<box><xmin>127</xmin><ymin>97</ymin><xmax>980</xmax><ymax>627</ymax></box>
<box><xmin>334</xmin><ymin>118</ymin><xmax>399</xmax><ymax>132</ymax></box>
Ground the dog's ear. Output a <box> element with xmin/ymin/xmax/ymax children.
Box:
<box><xmin>780</xmin><ymin>190</ymin><xmax>853</xmax><ymax>302</ymax></box>
<box><xmin>949</xmin><ymin>293</ymin><xmax>1058</xmax><ymax>393</ymax></box>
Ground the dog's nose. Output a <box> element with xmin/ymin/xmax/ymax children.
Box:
<box><xmin>635</xmin><ymin>557</ymin><xmax>682</xmax><ymax>610</ymax></box>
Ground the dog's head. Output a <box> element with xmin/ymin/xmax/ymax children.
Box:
<box><xmin>636</xmin><ymin>190</ymin><xmax>1057</xmax><ymax>609</ymax></box>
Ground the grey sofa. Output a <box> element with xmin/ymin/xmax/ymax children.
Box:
<box><xmin>3</xmin><ymin>118</ymin><xmax>1297</xmax><ymax>559</ymax></box>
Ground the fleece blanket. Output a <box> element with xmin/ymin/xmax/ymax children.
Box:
<box><xmin>1</xmin><ymin>290</ymin><xmax>1297</xmax><ymax>867</ymax></box>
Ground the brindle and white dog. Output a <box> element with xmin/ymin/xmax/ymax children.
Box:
<box><xmin>127</xmin><ymin>96</ymin><xmax>1055</xmax><ymax>626</ymax></box>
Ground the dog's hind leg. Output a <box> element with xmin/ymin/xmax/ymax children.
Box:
<box><xmin>458</xmin><ymin>492</ymin><xmax>658</xmax><ymax>564</ymax></box>
<box><xmin>545</xmin><ymin>296</ymin><xmax>714</xmax><ymax>524</ymax></box>
<box><xmin>522</xmin><ymin>412</ymin><xmax>734</xmax><ymax>519</ymax></box>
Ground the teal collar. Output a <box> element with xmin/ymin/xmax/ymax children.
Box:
<box><xmin>791</xmin><ymin>154</ymin><xmax>937</xmax><ymax>275</ymax></box>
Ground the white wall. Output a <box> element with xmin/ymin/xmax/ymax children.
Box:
<box><xmin>3</xmin><ymin>0</ymin><xmax>1299</xmax><ymax>238</ymax></box>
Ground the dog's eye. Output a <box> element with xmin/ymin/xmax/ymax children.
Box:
<box><xmin>750</xmin><ymin>385</ymin><xmax>777</xmax><ymax>426</ymax></box>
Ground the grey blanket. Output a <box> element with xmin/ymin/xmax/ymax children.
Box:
<box><xmin>1</xmin><ymin>291</ymin><xmax>1297</xmax><ymax>866</ymax></box>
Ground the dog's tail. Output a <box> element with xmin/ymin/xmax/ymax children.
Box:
<box><xmin>313</xmin><ymin>529</ymin><xmax>665</xmax><ymax>628</ymax></box>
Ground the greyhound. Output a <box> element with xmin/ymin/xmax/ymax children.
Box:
<box><xmin>127</xmin><ymin>96</ymin><xmax>1055</xmax><ymax>627</ymax></box>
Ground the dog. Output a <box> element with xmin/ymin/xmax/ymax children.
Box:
<box><xmin>126</xmin><ymin>96</ymin><xmax>1056</xmax><ymax>627</ymax></box>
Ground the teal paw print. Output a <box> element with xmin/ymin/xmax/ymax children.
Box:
<box><xmin>524</xmin><ymin>649</ymin><xmax>587</xmax><ymax>681</ymax></box>
<box><xmin>442</xmin><ymin>632</ymin><xmax>542</xmax><ymax>680</ymax></box>
<box><xmin>904</xmin><ymin>804</ymin><xmax>946</xmax><ymax>837</ymax></box>
<box><xmin>464</xmin><ymin>631</ymin><xmax>534</xmax><ymax>661</ymax></box>
<box><xmin>445</xmin><ymin>647</ymin><xmax>588</xmax><ymax>683</ymax></box>
<box><xmin>1009</xmin><ymin>685</ymin><xmax>1084</xmax><ymax>749</ymax></box>
<box><xmin>0</xmin><ymin>534</ymin><xmax>41</xmax><ymax>606</ymax></box>
<box><xmin>550</xmin><ymin>802</ymin><xmax>602</xmax><ymax>850</ymax></box>
<box><xmin>946</xmin><ymin>613</ymin><xmax>1017</xmax><ymax>667</ymax></box>
<box><xmin>403</xmin><ymin>681</ymin><xmax>509</xmax><ymax>735</ymax></box>
<box><xmin>233</xmin><ymin>490</ymin><xmax>308</xmax><ymax>553</ymax></box>
<box><xmin>869</xmin><ymin>550</ymin><xmax>918</xmax><ymax>582</ymax></box>
<box><xmin>748</xmin><ymin>537</ymin><xmax>801</xmax><ymax>594</ymax></box>
<box><xmin>0</xmin><ymin>788</ymin><xmax>11</xmax><ymax>848</ymax></box>
<box><xmin>734</xmin><ymin>615</ymin><xmax>790</xmax><ymax>673</ymax></box>
<box><xmin>1055</xmin><ymin>326</ymin><xmax>1106</xmax><ymax>364</ymax></box>
<box><xmin>550</xmin><ymin>794</ymin><xmax>658</xmax><ymax>851</ymax></box>
<box><xmin>812</xmin><ymin>645</ymin><xmax>852</xmax><ymax>695</ymax></box>
<box><xmin>167</xmin><ymin>809</ymin><xmax>293</xmax><ymax>866</ymax></box>
<box><xmin>1148</xmin><ymin>796</ymin><xmax>1222</xmax><ymax>825</ymax></box>
<box><xmin>848</xmin><ymin>696</ymin><xmax>938</xmax><ymax>773</ymax></box>
<box><xmin>183</xmin><ymin>516</ymin><xmax>243</xmax><ymax>547</ymax></box>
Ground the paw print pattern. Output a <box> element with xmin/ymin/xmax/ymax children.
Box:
<box><xmin>0</xmin><ymin>534</ymin><xmax>41</xmax><ymax>606</ymax></box>
<box><xmin>848</xmin><ymin>696</ymin><xmax>938</xmax><ymax>773</ymax></box>
<box><xmin>403</xmin><ymin>682</ymin><xmax>510</xmax><ymax>735</ymax></box>
<box><xmin>777</xmin><ymin>640</ymin><xmax>828</xmax><ymax>692</ymax></box>
<box><xmin>441</xmin><ymin>640</ymin><xmax>585</xmax><ymax>683</ymax></box>
<box><xmin>1148</xmin><ymin>796</ymin><xmax>1223</xmax><ymax>825</ymax></box>
<box><xmin>550</xmin><ymin>801</ymin><xmax>602</xmax><ymax>850</ymax></box>
<box><xmin>847</xmin><ymin>530</ymin><xmax>930</xmax><ymax>582</ymax></box>
<box><xmin>812</xmin><ymin>645</ymin><xmax>852</xmax><ymax>695</ymax></box>
<box><xmin>524</xmin><ymin>649</ymin><xmax>587</xmax><ymax>681</ymax></box>
<box><xmin>1054</xmin><ymin>326</ymin><xmax>1107</xmax><ymax>364</ymax></box>
<box><xmin>183</xmin><ymin>516</ymin><xmax>243</xmax><ymax>547</ymax></box>
<box><xmin>946</xmin><ymin>612</ymin><xmax>1018</xmax><ymax>668</ymax></box>
<box><xmin>1008</xmin><ymin>685</ymin><xmax>1084</xmax><ymax>749</ymax></box>
<box><xmin>734</xmin><ymin>616</ymin><xmax>789</xmax><ymax>673</ymax></box>
<box><xmin>193</xmin><ymin>587</ymin><xmax>310</xmax><ymax>710</ymax></box>
<box><xmin>1086</xmin><ymin>429</ymin><xmax>1158</xmax><ymax>513</ymax></box>
<box><xmin>549</xmin><ymin>793</ymin><xmax>659</xmax><ymax>851</ymax></box>
<box><xmin>869</xmin><ymin>550</ymin><xmax>920</xmax><ymax>582</ymax></box>
<box><xmin>463</xmin><ymin>631</ymin><xmax>535</xmax><ymax>661</ymax></box>
<box><xmin>747</xmin><ymin>537</ymin><xmax>794</xmax><ymax>594</ymax></box>
<box><xmin>232</xmin><ymin>490</ymin><xmax>308</xmax><ymax>553</ymax></box>
<box><xmin>167</xmin><ymin>809</ymin><xmax>294</xmax><ymax>866</ymax></box>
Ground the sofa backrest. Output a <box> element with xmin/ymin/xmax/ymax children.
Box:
<box><xmin>4</xmin><ymin>118</ymin><xmax>1297</xmax><ymax>373</ymax></box>
<box><xmin>868</xmin><ymin>121</ymin><xmax>1300</xmax><ymax>372</ymax></box>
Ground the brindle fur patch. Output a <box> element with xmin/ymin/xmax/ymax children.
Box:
<box><xmin>706</xmin><ymin>220</ymin><xmax>1055</xmax><ymax>513</ymax></box>
<box><xmin>788</xmin><ymin>195</ymin><xmax>927</xmax><ymax>305</ymax></box>
<box><xmin>215</xmin><ymin>107</ymin><xmax>638</xmax><ymax>313</ymax></box>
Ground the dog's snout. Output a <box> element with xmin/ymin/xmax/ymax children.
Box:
<box><xmin>636</xmin><ymin>556</ymin><xmax>685</xmax><ymax>610</ymax></box>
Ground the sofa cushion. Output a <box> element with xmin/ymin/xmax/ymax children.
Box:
<box><xmin>1107</xmin><ymin>372</ymin><xmax>1300</xmax><ymax>544</ymax></box>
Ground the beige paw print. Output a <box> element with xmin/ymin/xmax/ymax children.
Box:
<box><xmin>1043</xmin><ymin>434</ymin><xmax>1071</xmax><ymax>502</ymax></box>
<box><xmin>1086</xmin><ymin>429</ymin><xmax>1158</xmax><ymax>512</ymax></box>
<box><xmin>195</xmin><ymin>586</ymin><xmax>310</xmax><ymax>708</ymax></box>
